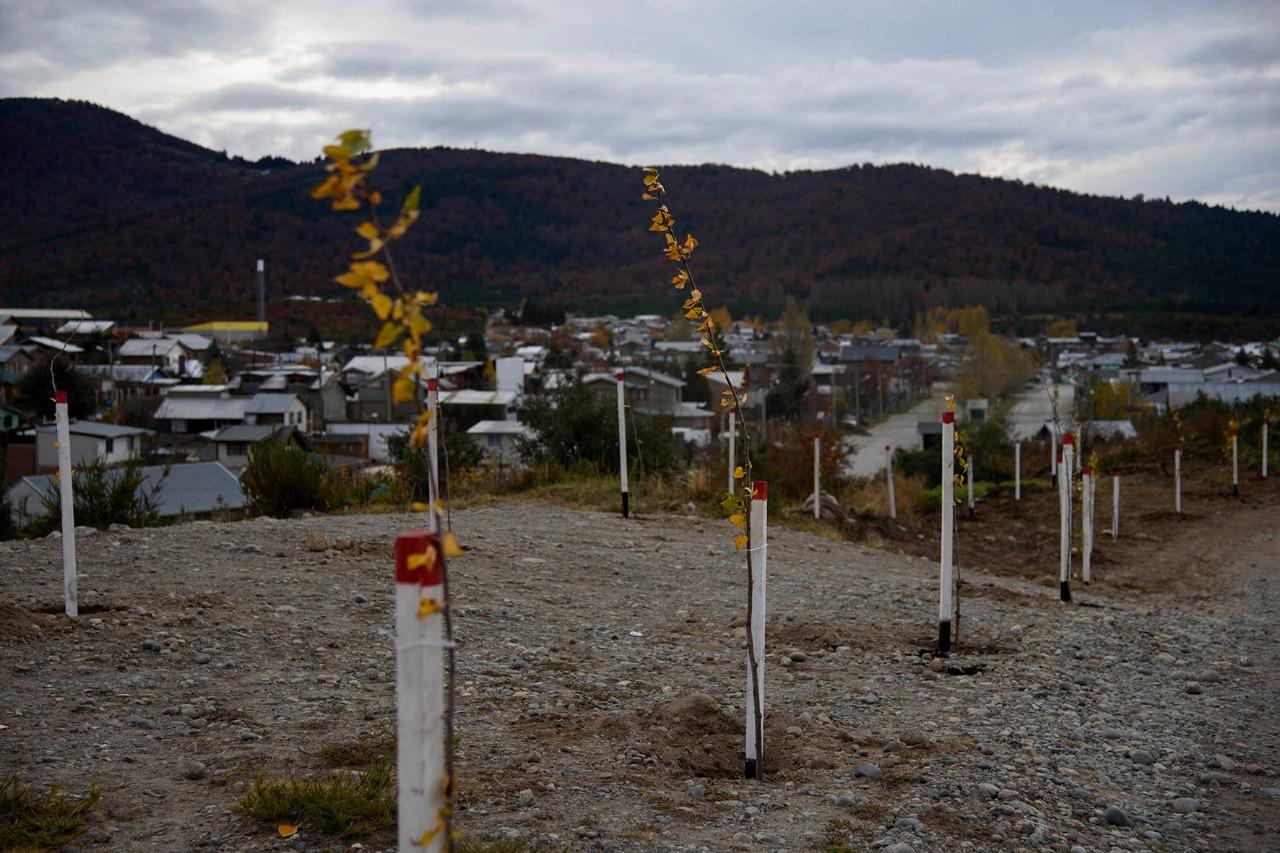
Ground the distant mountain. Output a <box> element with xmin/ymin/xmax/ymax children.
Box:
<box><xmin>2</xmin><ymin>97</ymin><xmax>1278</xmax><ymax>334</ymax></box>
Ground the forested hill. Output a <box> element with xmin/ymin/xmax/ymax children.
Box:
<box><xmin>2</xmin><ymin>97</ymin><xmax>1278</xmax><ymax>327</ymax></box>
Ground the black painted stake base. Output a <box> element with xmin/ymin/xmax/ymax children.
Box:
<box><xmin>621</xmin><ymin>491</ymin><xmax>629</xmax><ymax>518</ymax></box>
<box><xmin>937</xmin><ymin>619</ymin><xmax>951</xmax><ymax>656</ymax></box>
<box><xmin>744</xmin><ymin>758</ymin><xmax>757</xmax><ymax>779</ymax></box>
<box><xmin>1233</xmin><ymin>484</ymin><xmax>1239</xmax><ymax>497</ymax></box>
<box><xmin>1060</xmin><ymin>581</ymin><xmax>1071</xmax><ymax>602</ymax></box>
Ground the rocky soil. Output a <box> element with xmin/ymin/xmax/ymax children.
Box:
<box><xmin>1</xmin><ymin>489</ymin><xmax>1278</xmax><ymax>851</ymax></box>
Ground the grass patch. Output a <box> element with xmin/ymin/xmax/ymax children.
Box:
<box><xmin>321</xmin><ymin>731</ymin><xmax>395</xmax><ymax>768</ymax></box>
<box><xmin>0</xmin><ymin>775</ymin><xmax>100</xmax><ymax>850</ymax></box>
<box><xmin>458</xmin><ymin>839</ymin><xmax>545</xmax><ymax>853</ymax></box>
<box><xmin>234</xmin><ymin>763</ymin><xmax>394</xmax><ymax>839</ymax></box>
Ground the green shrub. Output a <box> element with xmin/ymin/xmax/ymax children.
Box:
<box><xmin>0</xmin><ymin>496</ymin><xmax>14</xmax><ymax>541</ymax></box>
<box><xmin>234</xmin><ymin>764</ymin><xmax>394</xmax><ymax>838</ymax></box>
<box><xmin>0</xmin><ymin>775</ymin><xmax>100</xmax><ymax>849</ymax></box>
<box><xmin>27</xmin><ymin>461</ymin><xmax>163</xmax><ymax>536</ymax></box>
<box><xmin>388</xmin><ymin>429</ymin><xmax>485</xmax><ymax>503</ymax></box>
<box><xmin>241</xmin><ymin>441</ymin><xmax>343</xmax><ymax>517</ymax></box>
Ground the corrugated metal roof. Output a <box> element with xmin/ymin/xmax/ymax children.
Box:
<box><xmin>154</xmin><ymin>397</ymin><xmax>248</xmax><ymax>420</ymax></box>
<box><xmin>244</xmin><ymin>393</ymin><xmax>299</xmax><ymax>414</ymax></box>
<box><xmin>28</xmin><ymin>336</ymin><xmax>84</xmax><ymax>353</ymax></box>
<box><xmin>437</xmin><ymin>389</ymin><xmax>517</xmax><ymax>406</ymax></box>
<box><xmin>210</xmin><ymin>424</ymin><xmax>277</xmax><ymax>443</ymax></box>
<box><xmin>34</xmin><ymin>420</ymin><xmax>151</xmax><ymax>439</ymax></box>
<box><xmin>467</xmin><ymin>419</ymin><xmax>532</xmax><ymax>436</ymax></box>
<box><xmin>56</xmin><ymin>320</ymin><xmax>116</xmax><ymax>335</ymax></box>
<box><xmin>118</xmin><ymin>338</ymin><xmax>183</xmax><ymax>357</ymax></box>
<box><xmin>7</xmin><ymin>461</ymin><xmax>244</xmax><ymax>519</ymax></box>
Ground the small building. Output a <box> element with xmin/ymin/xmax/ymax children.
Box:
<box><xmin>209</xmin><ymin>424</ymin><xmax>306</xmax><ymax>470</ymax></box>
<box><xmin>243</xmin><ymin>393</ymin><xmax>308</xmax><ymax>432</ymax></box>
<box><xmin>918</xmin><ymin>420</ymin><xmax>943</xmax><ymax>450</ymax></box>
<box><xmin>466</xmin><ymin>419</ymin><xmax>533</xmax><ymax>465</ymax></box>
<box><xmin>153</xmin><ymin>388</ymin><xmax>249</xmax><ymax>434</ymax></box>
<box><xmin>0</xmin><ymin>402</ymin><xmax>23</xmax><ymax>430</ymax></box>
<box><xmin>323</xmin><ymin>423</ymin><xmax>411</xmax><ymax>463</ymax></box>
<box><xmin>117</xmin><ymin>337</ymin><xmax>197</xmax><ymax>375</ymax></box>
<box><xmin>967</xmin><ymin>397</ymin><xmax>989</xmax><ymax>423</ymax></box>
<box><xmin>0</xmin><ymin>344</ymin><xmax>38</xmax><ymax>379</ymax></box>
<box><xmin>34</xmin><ymin>420</ymin><xmax>151</xmax><ymax>472</ymax></box>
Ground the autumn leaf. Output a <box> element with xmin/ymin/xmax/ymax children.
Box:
<box><xmin>734</xmin><ymin>535</ymin><xmax>749</xmax><ymax>550</ymax></box>
<box><xmin>370</xmin><ymin>291</ymin><xmax>393</xmax><ymax>321</ymax></box>
<box><xmin>729</xmin><ymin>513</ymin><xmax>747</xmax><ymax>530</ymax></box>
<box><xmin>697</xmin><ymin>365</ymin><xmax>718</xmax><ymax>376</ymax></box>
<box><xmin>442</xmin><ymin>532</ymin><xmax>463</xmax><ymax>557</ymax></box>
<box><xmin>392</xmin><ymin>376</ymin><xmax>417</xmax><ymax>404</ymax></box>
<box><xmin>374</xmin><ymin>322</ymin><xmax>403</xmax><ymax>349</ymax></box>
<box><xmin>734</xmin><ymin>466</ymin><xmax>744</xmax><ymax>479</ymax></box>
<box><xmin>410</xmin><ymin>501</ymin><xmax>429</xmax><ymax>512</ymax></box>
<box><xmin>417</xmin><ymin>597</ymin><xmax>442</xmax><ymax>619</ymax></box>
<box><xmin>402</xmin><ymin>184</ymin><xmax>422</xmax><ymax>212</ymax></box>
<box><xmin>277</xmin><ymin>823</ymin><xmax>299</xmax><ymax>838</ymax></box>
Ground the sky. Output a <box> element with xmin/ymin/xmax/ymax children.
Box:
<box><xmin>2</xmin><ymin>0</ymin><xmax>1279</xmax><ymax>211</ymax></box>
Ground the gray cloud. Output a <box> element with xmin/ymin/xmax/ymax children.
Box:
<box><xmin>3</xmin><ymin>0</ymin><xmax>1279</xmax><ymax>211</ymax></box>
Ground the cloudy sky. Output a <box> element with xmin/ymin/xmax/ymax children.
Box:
<box><xmin>3</xmin><ymin>0</ymin><xmax>1278</xmax><ymax>210</ymax></box>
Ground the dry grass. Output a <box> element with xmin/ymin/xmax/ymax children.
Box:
<box><xmin>234</xmin><ymin>764</ymin><xmax>395</xmax><ymax>839</ymax></box>
<box><xmin>0</xmin><ymin>776</ymin><xmax>100</xmax><ymax>850</ymax></box>
<box><xmin>838</xmin><ymin>473</ymin><xmax>928</xmax><ymax>521</ymax></box>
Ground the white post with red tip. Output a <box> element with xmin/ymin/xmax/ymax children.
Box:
<box><xmin>812</xmin><ymin>434</ymin><xmax>821</xmax><ymax>520</ymax></box>
<box><xmin>1263</xmin><ymin>420</ymin><xmax>1269</xmax><ymax>478</ymax></box>
<box><xmin>727</xmin><ymin>409</ymin><xmax>737</xmax><ymax>495</ymax></box>
<box><xmin>1111</xmin><ymin>472</ymin><xmax>1120</xmax><ymax>540</ymax></box>
<box><xmin>1014</xmin><ymin>442</ymin><xmax>1022</xmax><ymax>501</ymax></box>
<box><xmin>1059</xmin><ymin>433</ymin><xmax>1074</xmax><ymax>602</ymax></box>
<box><xmin>744</xmin><ymin>481</ymin><xmax>768</xmax><ymax>779</ymax></box>
<box><xmin>427</xmin><ymin>372</ymin><xmax>440</xmax><ymax>533</ymax></box>
<box><xmin>1175</xmin><ymin>446</ymin><xmax>1182</xmax><ymax>515</ymax></box>
<box><xmin>395</xmin><ymin>532</ymin><xmax>446</xmax><ymax>853</ymax></box>
<box><xmin>55</xmin><ymin>390</ymin><xmax>77</xmax><ymax>619</ymax></box>
<box><xmin>1232</xmin><ymin>430</ymin><xmax>1239</xmax><ymax>496</ymax></box>
<box><xmin>617</xmin><ymin>371</ymin><xmax>629</xmax><ymax>517</ymax></box>
<box><xmin>939</xmin><ymin>410</ymin><xmax>955</xmax><ymax>654</ymax></box>
<box><xmin>885</xmin><ymin>444</ymin><xmax>897</xmax><ymax>520</ymax></box>
<box><xmin>1081</xmin><ymin>466</ymin><xmax>1094</xmax><ymax>585</ymax></box>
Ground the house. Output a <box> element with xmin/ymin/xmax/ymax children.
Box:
<box><xmin>0</xmin><ymin>402</ymin><xmax>23</xmax><ymax>430</ymax></box>
<box><xmin>117</xmin><ymin>337</ymin><xmax>197</xmax><ymax>375</ymax></box>
<box><xmin>967</xmin><ymin>398</ymin><xmax>989</xmax><ymax>423</ymax></box>
<box><xmin>153</xmin><ymin>387</ymin><xmax>249</xmax><ymax>433</ymax></box>
<box><xmin>34</xmin><ymin>420</ymin><xmax>151</xmax><ymax>472</ymax></box>
<box><xmin>27</xmin><ymin>336</ymin><xmax>84</xmax><ymax>361</ymax></box>
<box><xmin>76</xmin><ymin>364</ymin><xmax>178</xmax><ymax>410</ymax></box>
<box><xmin>209</xmin><ymin>424</ymin><xmax>306</xmax><ymax>470</ymax></box>
<box><xmin>243</xmin><ymin>393</ymin><xmax>308</xmax><ymax>432</ymax></box>
<box><xmin>467</xmin><ymin>419</ymin><xmax>533</xmax><ymax>465</ymax></box>
<box><xmin>918</xmin><ymin>420</ymin><xmax>943</xmax><ymax>450</ymax></box>
<box><xmin>7</xmin><ymin>461</ymin><xmax>246</xmax><ymax>520</ymax></box>
<box><xmin>584</xmin><ymin>366</ymin><xmax>685</xmax><ymax>411</ymax></box>
<box><xmin>323</xmin><ymin>423</ymin><xmax>410</xmax><ymax>462</ymax></box>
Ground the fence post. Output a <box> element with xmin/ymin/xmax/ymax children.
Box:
<box><xmin>1232</xmin><ymin>430</ymin><xmax>1239</xmax><ymax>496</ymax></box>
<box><xmin>885</xmin><ymin>444</ymin><xmax>897</xmax><ymax>520</ymax></box>
<box><xmin>1082</xmin><ymin>466</ymin><xmax>1093</xmax><ymax>585</ymax></box>
<box><xmin>426</xmin><ymin>374</ymin><xmax>440</xmax><ymax>533</ymax></box>
<box><xmin>1111</xmin><ymin>472</ymin><xmax>1120</xmax><ymax>540</ymax></box>
<box><xmin>745</xmin><ymin>481</ymin><xmax>768</xmax><ymax>779</ymax></box>
<box><xmin>1263</xmin><ymin>420</ymin><xmax>1269</xmax><ymax>479</ymax></box>
<box><xmin>967</xmin><ymin>453</ymin><xmax>975</xmax><ymax>516</ymax></box>
<box><xmin>727</xmin><ymin>408</ymin><xmax>737</xmax><ymax>495</ymax></box>
<box><xmin>395</xmin><ymin>532</ymin><xmax>446</xmax><ymax>853</ymax></box>
<box><xmin>1059</xmin><ymin>433</ymin><xmax>1074</xmax><ymax>602</ymax></box>
<box><xmin>616</xmin><ymin>371</ymin><xmax>629</xmax><ymax>518</ymax></box>
<box><xmin>939</xmin><ymin>409</ymin><xmax>955</xmax><ymax>655</ymax></box>
<box><xmin>55</xmin><ymin>390</ymin><xmax>78</xmax><ymax>619</ymax></box>
<box><xmin>1050</xmin><ymin>427</ymin><xmax>1058</xmax><ymax>490</ymax></box>
<box><xmin>1014</xmin><ymin>442</ymin><xmax>1021</xmax><ymax>501</ymax></box>
<box><xmin>1175</xmin><ymin>446</ymin><xmax>1182</xmax><ymax>515</ymax></box>
<box><xmin>812</xmin><ymin>434</ymin><xmax>820</xmax><ymax>520</ymax></box>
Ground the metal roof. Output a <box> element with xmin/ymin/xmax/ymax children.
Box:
<box><xmin>34</xmin><ymin>420</ymin><xmax>151</xmax><ymax>439</ymax></box>
<box><xmin>244</xmin><ymin>393</ymin><xmax>300</xmax><ymax>414</ymax></box>
<box><xmin>154</xmin><ymin>396</ymin><xmax>249</xmax><ymax>421</ymax></box>
<box><xmin>28</xmin><ymin>336</ymin><xmax>84</xmax><ymax>353</ymax></box>
<box><xmin>118</xmin><ymin>338</ymin><xmax>184</xmax><ymax>357</ymax></box>
<box><xmin>210</xmin><ymin>424</ymin><xmax>278</xmax><ymax>443</ymax></box>
<box><xmin>466</xmin><ymin>419</ymin><xmax>533</xmax><ymax>436</ymax></box>
<box><xmin>56</xmin><ymin>320</ymin><xmax>116</xmax><ymax>335</ymax></box>
<box><xmin>7</xmin><ymin>461</ymin><xmax>245</xmax><ymax>519</ymax></box>
<box><xmin>437</xmin><ymin>389</ymin><xmax>518</xmax><ymax>406</ymax></box>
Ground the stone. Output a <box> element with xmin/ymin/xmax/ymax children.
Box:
<box><xmin>1214</xmin><ymin>754</ymin><xmax>1237</xmax><ymax>772</ymax></box>
<box><xmin>1104</xmin><ymin>805</ymin><xmax>1130</xmax><ymax>826</ymax></box>
<box><xmin>1130</xmin><ymin>750</ymin><xmax>1156</xmax><ymax>765</ymax></box>
<box><xmin>977</xmin><ymin>783</ymin><xmax>1000</xmax><ymax>799</ymax></box>
<box><xmin>1185</xmin><ymin>682</ymin><xmax>1203</xmax><ymax>695</ymax></box>
<box><xmin>899</xmin><ymin>730</ymin><xmax>930</xmax><ymax>746</ymax></box>
<box><xmin>518</xmin><ymin>789</ymin><xmax>534</xmax><ymax>807</ymax></box>
<box><xmin>1171</xmin><ymin>797</ymin><xmax>1200</xmax><ymax>813</ymax></box>
<box><xmin>193</xmin><ymin>653</ymin><xmax>211</xmax><ymax>664</ymax></box>
<box><xmin>853</xmin><ymin>762</ymin><xmax>883</xmax><ymax>779</ymax></box>
<box><xmin>834</xmin><ymin>792</ymin><xmax>860</xmax><ymax>807</ymax></box>
<box><xmin>184</xmin><ymin>761</ymin><xmax>207</xmax><ymax>780</ymax></box>
<box><xmin>1197</xmin><ymin>668</ymin><xmax>1223</xmax><ymax>683</ymax></box>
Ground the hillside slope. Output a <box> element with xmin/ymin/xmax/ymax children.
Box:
<box><xmin>1</xmin><ymin>98</ymin><xmax>1278</xmax><ymax>324</ymax></box>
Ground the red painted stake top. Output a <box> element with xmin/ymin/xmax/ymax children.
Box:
<box><xmin>751</xmin><ymin>480</ymin><xmax>768</xmax><ymax>501</ymax></box>
<box><xmin>1063</xmin><ymin>432</ymin><xmax>1074</xmax><ymax>445</ymax></box>
<box><xmin>942</xmin><ymin>411</ymin><xmax>955</xmax><ymax>424</ymax></box>
<box><xmin>55</xmin><ymin>390</ymin><xmax>68</xmax><ymax>404</ymax></box>
<box><xmin>395</xmin><ymin>531</ymin><xmax>443</xmax><ymax>586</ymax></box>
<box><xmin>616</xmin><ymin>371</ymin><xmax>624</xmax><ymax>382</ymax></box>
<box><xmin>427</xmin><ymin>378</ymin><xmax>438</xmax><ymax>392</ymax></box>
<box><xmin>1082</xmin><ymin>467</ymin><xmax>1092</xmax><ymax>475</ymax></box>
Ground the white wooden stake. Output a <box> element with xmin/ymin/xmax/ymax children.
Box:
<box><xmin>966</xmin><ymin>453</ymin><xmax>975</xmax><ymax>514</ymax></box>
<box><xmin>616</xmin><ymin>371</ymin><xmax>629</xmax><ymax>517</ymax></box>
<box><xmin>395</xmin><ymin>532</ymin><xmax>446</xmax><ymax>853</ymax></box>
<box><xmin>1111</xmin><ymin>473</ymin><xmax>1120</xmax><ymax>540</ymax></box>
<box><xmin>1082</xmin><ymin>466</ymin><xmax>1093</xmax><ymax>585</ymax></box>
<box><xmin>812</xmin><ymin>434</ymin><xmax>821</xmax><ymax>520</ymax></box>
<box><xmin>885</xmin><ymin>444</ymin><xmax>897</xmax><ymax>520</ymax></box>
<box><xmin>727</xmin><ymin>408</ymin><xmax>737</xmax><ymax>495</ymax></box>
<box><xmin>1175</xmin><ymin>447</ymin><xmax>1182</xmax><ymax>514</ymax></box>
<box><xmin>745</xmin><ymin>481</ymin><xmax>768</xmax><ymax>778</ymax></box>
<box><xmin>1015</xmin><ymin>442</ymin><xmax>1021</xmax><ymax>501</ymax></box>
<box><xmin>939</xmin><ymin>410</ymin><xmax>955</xmax><ymax>654</ymax></box>
<box><xmin>1232</xmin><ymin>432</ymin><xmax>1239</xmax><ymax>496</ymax></box>
<box><xmin>1060</xmin><ymin>434</ymin><xmax>1074</xmax><ymax>602</ymax></box>
<box><xmin>426</xmin><ymin>374</ymin><xmax>440</xmax><ymax>534</ymax></box>
<box><xmin>55</xmin><ymin>390</ymin><xmax>78</xmax><ymax>619</ymax></box>
<box><xmin>1050</xmin><ymin>427</ymin><xmax>1058</xmax><ymax>489</ymax></box>
<box><xmin>1263</xmin><ymin>422</ymin><xmax>1269</xmax><ymax>478</ymax></box>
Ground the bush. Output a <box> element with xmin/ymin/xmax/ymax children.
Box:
<box><xmin>757</xmin><ymin>425</ymin><xmax>846</xmax><ymax>500</ymax></box>
<box><xmin>241</xmin><ymin>441</ymin><xmax>343</xmax><ymax>517</ymax></box>
<box><xmin>0</xmin><ymin>775</ymin><xmax>100</xmax><ymax>849</ymax></box>
<box><xmin>27</xmin><ymin>461</ymin><xmax>164</xmax><ymax>535</ymax></box>
<box><xmin>17</xmin><ymin>358</ymin><xmax>97</xmax><ymax>420</ymax></box>
<box><xmin>234</xmin><ymin>764</ymin><xmax>394</xmax><ymax>838</ymax></box>
<box><xmin>517</xmin><ymin>378</ymin><xmax>681</xmax><ymax>477</ymax></box>
<box><xmin>0</xmin><ymin>496</ymin><xmax>13</xmax><ymax>541</ymax></box>
<box><xmin>388</xmin><ymin>429</ymin><xmax>485</xmax><ymax>504</ymax></box>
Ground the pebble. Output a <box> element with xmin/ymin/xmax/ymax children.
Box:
<box><xmin>1171</xmin><ymin>797</ymin><xmax>1200</xmax><ymax>813</ymax></box>
<box><xmin>183</xmin><ymin>761</ymin><xmax>207</xmax><ymax>780</ymax></box>
<box><xmin>518</xmin><ymin>789</ymin><xmax>534</xmax><ymax>807</ymax></box>
<box><xmin>1104</xmin><ymin>805</ymin><xmax>1130</xmax><ymax>826</ymax></box>
<box><xmin>688</xmin><ymin>784</ymin><xmax>705</xmax><ymax>800</ymax></box>
<box><xmin>1130</xmin><ymin>749</ymin><xmax>1156</xmax><ymax>765</ymax></box>
<box><xmin>853</xmin><ymin>762</ymin><xmax>883</xmax><ymax>778</ymax></box>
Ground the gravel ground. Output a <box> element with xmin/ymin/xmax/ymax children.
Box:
<box><xmin>1</xmin><ymin>496</ymin><xmax>1277</xmax><ymax>852</ymax></box>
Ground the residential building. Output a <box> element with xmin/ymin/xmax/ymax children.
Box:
<box><xmin>34</xmin><ymin>420</ymin><xmax>151</xmax><ymax>471</ymax></box>
<box><xmin>467</xmin><ymin>419</ymin><xmax>533</xmax><ymax>465</ymax></box>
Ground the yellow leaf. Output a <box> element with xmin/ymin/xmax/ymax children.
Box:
<box><xmin>370</xmin><ymin>291</ymin><xmax>393</xmax><ymax>321</ymax></box>
<box><xmin>415</xmin><ymin>826</ymin><xmax>442</xmax><ymax>846</ymax></box>
<box><xmin>402</xmin><ymin>185</ymin><xmax>422</xmax><ymax>213</ymax></box>
<box><xmin>442</xmin><ymin>532</ymin><xmax>463</xmax><ymax>557</ymax></box>
<box><xmin>374</xmin><ymin>322</ymin><xmax>402</xmax><ymax>349</ymax></box>
<box><xmin>410</xmin><ymin>501</ymin><xmax>429</xmax><ymax>512</ymax></box>
<box><xmin>729</xmin><ymin>513</ymin><xmax>747</xmax><ymax>530</ymax></box>
<box><xmin>392</xmin><ymin>376</ymin><xmax>417</xmax><ymax>404</ymax></box>
<box><xmin>417</xmin><ymin>597</ymin><xmax>441</xmax><ymax>619</ymax></box>
<box><xmin>356</xmin><ymin>222</ymin><xmax>380</xmax><ymax>240</ymax></box>
<box><xmin>720</xmin><ymin>495</ymin><xmax>738</xmax><ymax>510</ymax></box>
<box><xmin>734</xmin><ymin>534</ymin><xmax>749</xmax><ymax>550</ymax></box>
<box><xmin>734</xmin><ymin>466</ymin><xmax>744</xmax><ymax>479</ymax></box>
<box><xmin>277</xmin><ymin>823</ymin><xmax>299</xmax><ymax>838</ymax></box>
<box><xmin>408</xmin><ymin>313</ymin><xmax>432</xmax><ymax>338</ymax></box>
<box><xmin>697</xmin><ymin>365</ymin><xmax>718</xmax><ymax>376</ymax></box>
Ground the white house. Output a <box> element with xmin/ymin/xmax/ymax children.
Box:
<box><xmin>243</xmin><ymin>392</ymin><xmax>308</xmax><ymax>432</ymax></box>
<box><xmin>34</xmin><ymin>420</ymin><xmax>151</xmax><ymax>472</ymax></box>
<box><xmin>466</xmin><ymin>419</ymin><xmax>533</xmax><ymax>465</ymax></box>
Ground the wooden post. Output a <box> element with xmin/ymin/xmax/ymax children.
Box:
<box><xmin>1082</xmin><ymin>466</ymin><xmax>1093</xmax><ymax>585</ymax></box>
<box><xmin>812</xmin><ymin>434</ymin><xmax>820</xmax><ymax>520</ymax></box>
<box><xmin>966</xmin><ymin>453</ymin><xmax>975</xmax><ymax>515</ymax></box>
<box><xmin>885</xmin><ymin>444</ymin><xmax>897</xmax><ymax>520</ymax></box>
<box><xmin>426</xmin><ymin>374</ymin><xmax>440</xmax><ymax>533</ymax></box>
<box><xmin>939</xmin><ymin>410</ymin><xmax>955</xmax><ymax>655</ymax></box>
<box><xmin>744</xmin><ymin>481</ymin><xmax>768</xmax><ymax>779</ymax></box>
<box><xmin>395</xmin><ymin>532</ymin><xmax>446</xmax><ymax>853</ymax></box>
<box><xmin>727</xmin><ymin>408</ymin><xmax>737</xmax><ymax>495</ymax></box>
<box><xmin>616</xmin><ymin>371</ymin><xmax>629</xmax><ymax>517</ymax></box>
<box><xmin>55</xmin><ymin>390</ymin><xmax>78</xmax><ymax>619</ymax></box>
<box><xmin>1014</xmin><ymin>442</ymin><xmax>1021</xmax><ymax>501</ymax></box>
<box><xmin>1060</xmin><ymin>434</ymin><xmax>1074</xmax><ymax>602</ymax></box>
<box><xmin>1175</xmin><ymin>446</ymin><xmax>1182</xmax><ymax>515</ymax></box>
<box><xmin>1111</xmin><ymin>472</ymin><xmax>1120</xmax><ymax>540</ymax></box>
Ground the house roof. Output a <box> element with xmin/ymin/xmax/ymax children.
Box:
<box><xmin>438</xmin><ymin>389</ymin><xmax>518</xmax><ymax>406</ymax></box>
<box><xmin>56</xmin><ymin>320</ymin><xmax>116</xmax><ymax>335</ymax></box>
<box><xmin>154</xmin><ymin>396</ymin><xmax>249</xmax><ymax>421</ymax></box>
<box><xmin>467</xmin><ymin>419</ymin><xmax>533</xmax><ymax>437</ymax></box>
<box><xmin>0</xmin><ymin>325</ymin><xmax>15</xmax><ymax>346</ymax></box>
<box><xmin>75</xmin><ymin>364</ymin><xmax>175</xmax><ymax>383</ymax></box>
<box><xmin>7</xmin><ymin>461</ymin><xmax>245</xmax><ymax>519</ymax></box>
<box><xmin>28</xmin><ymin>336</ymin><xmax>85</xmax><ymax>353</ymax></box>
<box><xmin>34</xmin><ymin>420</ymin><xmax>151</xmax><ymax>439</ymax></box>
<box><xmin>118</xmin><ymin>338</ymin><xmax>184</xmax><ymax>358</ymax></box>
<box><xmin>210</xmin><ymin>424</ymin><xmax>279</xmax><ymax>443</ymax></box>
<box><xmin>583</xmin><ymin>366</ymin><xmax>685</xmax><ymax>388</ymax></box>
<box><xmin>244</xmin><ymin>393</ymin><xmax>300</xmax><ymax>414</ymax></box>
<box><xmin>0</xmin><ymin>344</ymin><xmax>34</xmax><ymax>363</ymax></box>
